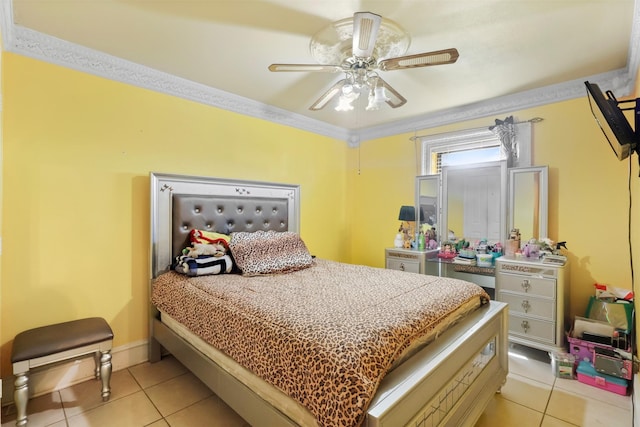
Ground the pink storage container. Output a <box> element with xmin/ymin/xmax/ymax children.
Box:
<box><xmin>576</xmin><ymin>361</ymin><xmax>628</xmax><ymax>396</ymax></box>
<box><xmin>567</xmin><ymin>334</ymin><xmax>630</xmax><ymax>363</ymax></box>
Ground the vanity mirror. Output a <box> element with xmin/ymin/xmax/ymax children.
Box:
<box><xmin>414</xmin><ymin>175</ymin><xmax>440</xmax><ymax>245</ymax></box>
<box><xmin>508</xmin><ymin>166</ymin><xmax>548</xmax><ymax>242</ymax></box>
<box><xmin>415</xmin><ymin>164</ymin><xmax>548</xmax><ymax>247</ymax></box>
<box><xmin>441</xmin><ymin>161</ymin><xmax>508</xmax><ymax>244</ymax></box>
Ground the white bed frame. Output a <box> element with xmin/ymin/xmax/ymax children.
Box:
<box><xmin>149</xmin><ymin>172</ymin><xmax>508</xmax><ymax>427</ymax></box>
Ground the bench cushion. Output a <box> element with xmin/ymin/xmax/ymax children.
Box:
<box><xmin>11</xmin><ymin>317</ymin><xmax>113</xmax><ymax>363</ymax></box>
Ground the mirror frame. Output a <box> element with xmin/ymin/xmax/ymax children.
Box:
<box><xmin>508</xmin><ymin>165</ymin><xmax>549</xmax><ymax>241</ymax></box>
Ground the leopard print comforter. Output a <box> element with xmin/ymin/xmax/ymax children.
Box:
<box><xmin>151</xmin><ymin>259</ymin><xmax>489</xmax><ymax>427</ymax></box>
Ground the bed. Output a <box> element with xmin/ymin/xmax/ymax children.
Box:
<box><xmin>148</xmin><ymin>172</ymin><xmax>508</xmax><ymax>427</ymax></box>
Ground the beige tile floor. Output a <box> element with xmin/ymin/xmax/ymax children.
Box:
<box><xmin>1</xmin><ymin>344</ymin><xmax>632</xmax><ymax>427</ymax></box>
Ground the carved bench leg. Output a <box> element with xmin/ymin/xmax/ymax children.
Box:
<box><xmin>14</xmin><ymin>372</ymin><xmax>29</xmax><ymax>427</ymax></box>
<box><xmin>98</xmin><ymin>350</ymin><xmax>112</xmax><ymax>401</ymax></box>
<box><xmin>94</xmin><ymin>352</ymin><xmax>101</xmax><ymax>380</ymax></box>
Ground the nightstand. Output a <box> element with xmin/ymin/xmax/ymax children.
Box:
<box><xmin>385</xmin><ymin>248</ymin><xmax>438</xmax><ymax>274</ymax></box>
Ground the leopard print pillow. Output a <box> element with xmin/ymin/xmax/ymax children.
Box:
<box><xmin>229</xmin><ymin>231</ymin><xmax>313</xmax><ymax>276</ymax></box>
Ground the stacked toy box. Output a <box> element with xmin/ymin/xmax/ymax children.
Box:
<box><xmin>567</xmin><ymin>292</ymin><xmax>634</xmax><ymax>395</ymax></box>
<box><xmin>575</xmin><ymin>360</ymin><xmax>629</xmax><ymax>396</ymax></box>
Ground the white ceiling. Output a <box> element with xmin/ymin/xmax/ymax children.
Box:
<box><xmin>2</xmin><ymin>0</ymin><xmax>639</xmax><ymax>144</ymax></box>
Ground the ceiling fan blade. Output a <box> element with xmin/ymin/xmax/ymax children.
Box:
<box><xmin>269</xmin><ymin>64</ymin><xmax>343</xmax><ymax>72</ymax></box>
<box><xmin>309</xmin><ymin>79</ymin><xmax>347</xmax><ymax>110</ymax></box>
<box><xmin>377</xmin><ymin>77</ymin><xmax>407</xmax><ymax>108</ymax></box>
<box><xmin>378</xmin><ymin>48</ymin><xmax>460</xmax><ymax>71</ymax></box>
<box><xmin>352</xmin><ymin>12</ymin><xmax>381</xmax><ymax>58</ymax></box>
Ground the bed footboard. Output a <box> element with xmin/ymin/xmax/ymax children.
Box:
<box><xmin>366</xmin><ymin>300</ymin><xmax>508</xmax><ymax>427</ymax></box>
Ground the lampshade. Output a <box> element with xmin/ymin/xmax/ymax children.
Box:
<box><xmin>398</xmin><ymin>205</ymin><xmax>415</xmax><ymax>221</ymax></box>
<box><xmin>335</xmin><ymin>84</ymin><xmax>360</xmax><ymax>111</ymax></box>
<box><xmin>366</xmin><ymin>85</ymin><xmax>389</xmax><ymax>111</ymax></box>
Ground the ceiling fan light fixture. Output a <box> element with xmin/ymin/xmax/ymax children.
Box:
<box><xmin>374</xmin><ymin>85</ymin><xmax>389</xmax><ymax>101</ymax></box>
<box><xmin>365</xmin><ymin>94</ymin><xmax>380</xmax><ymax>111</ymax></box>
<box><xmin>270</xmin><ymin>12</ymin><xmax>459</xmax><ymax>112</ymax></box>
<box><xmin>335</xmin><ymin>84</ymin><xmax>360</xmax><ymax>111</ymax></box>
<box><xmin>335</xmin><ymin>96</ymin><xmax>355</xmax><ymax>111</ymax></box>
<box><xmin>366</xmin><ymin>82</ymin><xmax>389</xmax><ymax>111</ymax></box>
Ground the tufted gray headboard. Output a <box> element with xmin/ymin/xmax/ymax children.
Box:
<box><xmin>150</xmin><ymin>173</ymin><xmax>300</xmax><ymax>279</ymax></box>
<box><xmin>171</xmin><ymin>195</ymin><xmax>290</xmax><ymax>260</ymax></box>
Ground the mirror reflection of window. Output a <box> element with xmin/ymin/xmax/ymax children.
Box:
<box><xmin>513</xmin><ymin>172</ymin><xmax>537</xmax><ymax>240</ymax></box>
<box><xmin>443</xmin><ymin>163</ymin><xmax>506</xmax><ymax>242</ymax></box>
<box><xmin>508</xmin><ymin>166</ymin><xmax>548</xmax><ymax>242</ymax></box>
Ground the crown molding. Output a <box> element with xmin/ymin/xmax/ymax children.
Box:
<box><xmin>3</xmin><ymin>23</ymin><xmax>351</xmax><ymax>142</ymax></box>
<box><xmin>355</xmin><ymin>69</ymin><xmax>635</xmax><ymax>146</ymax></box>
<box><xmin>357</xmin><ymin>1</ymin><xmax>640</xmax><ymax>147</ymax></box>
<box><xmin>1</xmin><ymin>0</ymin><xmax>638</xmax><ymax>146</ymax></box>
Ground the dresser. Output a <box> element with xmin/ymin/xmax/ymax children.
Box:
<box><xmin>495</xmin><ymin>256</ymin><xmax>569</xmax><ymax>353</ymax></box>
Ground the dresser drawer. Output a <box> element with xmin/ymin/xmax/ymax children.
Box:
<box><xmin>498</xmin><ymin>293</ymin><xmax>555</xmax><ymax>320</ymax></box>
<box><xmin>498</xmin><ymin>273</ymin><xmax>556</xmax><ymax>298</ymax></box>
<box><xmin>386</xmin><ymin>259</ymin><xmax>421</xmax><ymax>273</ymax></box>
<box><xmin>508</xmin><ymin>314</ymin><xmax>555</xmax><ymax>344</ymax></box>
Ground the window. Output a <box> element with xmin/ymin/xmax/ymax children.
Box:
<box><xmin>439</xmin><ymin>146</ymin><xmax>502</xmax><ymax>169</ymax></box>
<box><xmin>418</xmin><ymin>124</ymin><xmax>532</xmax><ymax>174</ymax></box>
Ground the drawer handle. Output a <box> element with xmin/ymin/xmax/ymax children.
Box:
<box><xmin>520</xmin><ymin>320</ymin><xmax>530</xmax><ymax>333</ymax></box>
<box><xmin>399</xmin><ymin>263</ymin><xmax>405</xmax><ymax>271</ymax></box>
<box><xmin>521</xmin><ymin>300</ymin><xmax>531</xmax><ymax>313</ymax></box>
<box><xmin>521</xmin><ymin>279</ymin><xmax>531</xmax><ymax>292</ymax></box>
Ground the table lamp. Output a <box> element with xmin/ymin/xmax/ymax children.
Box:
<box><xmin>398</xmin><ymin>205</ymin><xmax>416</xmax><ymax>248</ymax></box>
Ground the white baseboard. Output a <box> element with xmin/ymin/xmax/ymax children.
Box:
<box><xmin>1</xmin><ymin>339</ymin><xmax>148</xmax><ymax>406</ymax></box>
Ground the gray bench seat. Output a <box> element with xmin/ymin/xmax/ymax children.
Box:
<box><xmin>11</xmin><ymin>317</ymin><xmax>113</xmax><ymax>427</ymax></box>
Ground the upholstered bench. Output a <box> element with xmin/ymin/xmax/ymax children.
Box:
<box><xmin>11</xmin><ymin>317</ymin><xmax>114</xmax><ymax>427</ymax></box>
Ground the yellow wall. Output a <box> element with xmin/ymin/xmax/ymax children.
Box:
<box><xmin>2</xmin><ymin>51</ymin><xmax>640</xmax><ymax>378</ymax></box>
<box><xmin>0</xmin><ymin>28</ymin><xmax>4</xmax><ymax>384</ymax></box>
<box><xmin>0</xmin><ymin>53</ymin><xmax>349</xmax><ymax>376</ymax></box>
<box><xmin>349</xmin><ymin>99</ymin><xmax>639</xmax><ymax>325</ymax></box>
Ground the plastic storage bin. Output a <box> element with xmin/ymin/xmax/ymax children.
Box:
<box><xmin>476</xmin><ymin>253</ymin><xmax>493</xmax><ymax>267</ymax></box>
<box><xmin>576</xmin><ymin>361</ymin><xmax>628</xmax><ymax>396</ymax></box>
<box><xmin>458</xmin><ymin>249</ymin><xmax>475</xmax><ymax>259</ymax></box>
<box><xmin>567</xmin><ymin>334</ymin><xmax>617</xmax><ymax>364</ymax></box>
<box><xmin>551</xmin><ymin>352</ymin><xmax>575</xmax><ymax>379</ymax></box>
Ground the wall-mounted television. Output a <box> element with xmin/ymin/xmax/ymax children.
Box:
<box><xmin>584</xmin><ymin>81</ymin><xmax>638</xmax><ymax>161</ymax></box>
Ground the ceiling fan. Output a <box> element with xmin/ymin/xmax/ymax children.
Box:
<box><xmin>268</xmin><ymin>11</ymin><xmax>459</xmax><ymax>112</ymax></box>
